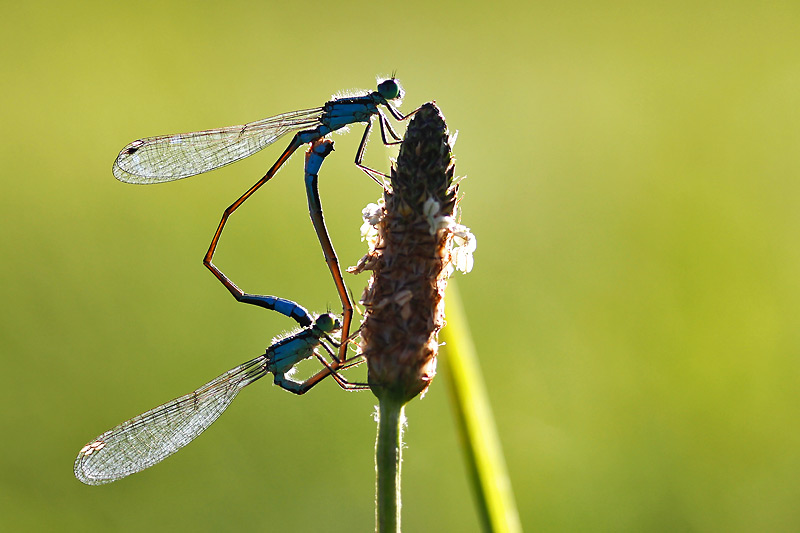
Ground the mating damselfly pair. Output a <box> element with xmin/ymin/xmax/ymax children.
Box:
<box><xmin>74</xmin><ymin>79</ymin><xmax>416</xmax><ymax>485</ymax></box>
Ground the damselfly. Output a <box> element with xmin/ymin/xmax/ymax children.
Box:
<box><xmin>112</xmin><ymin>79</ymin><xmax>415</xmax><ymax>361</ymax></box>
<box><xmin>74</xmin><ymin>312</ymin><xmax>366</xmax><ymax>485</ymax></box>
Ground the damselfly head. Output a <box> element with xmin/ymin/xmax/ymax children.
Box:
<box><xmin>314</xmin><ymin>313</ymin><xmax>342</xmax><ymax>333</ymax></box>
<box><xmin>377</xmin><ymin>78</ymin><xmax>403</xmax><ymax>101</ymax></box>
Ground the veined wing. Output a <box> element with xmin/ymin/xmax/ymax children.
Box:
<box><xmin>74</xmin><ymin>355</ymin><xmax>268</xmax><ymax>485</ymax></box>
<box><xmin>112</xmin><ymin>107</ymin><xmax>324</xmax><ymax>184</ymax></box>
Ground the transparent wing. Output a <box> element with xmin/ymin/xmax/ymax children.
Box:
<box><xmin>74</xmin><ymin>355</ymin><xmax>268</xmax><ymax>485</ymax></box>
<box><xmin>112</xmin><ymin>107</ymin><xmax>324</xmax><ymax>184</ymax></box>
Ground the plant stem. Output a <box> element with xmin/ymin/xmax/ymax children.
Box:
<box><xmin>375</xmin><ymin>395</ymin><xmax>404</xmax><ymax>533</ymax></box>
<box><xmin>355</xmin><ymin>103</ymin><xmax>455</xmax><ymax>532</ymax></box>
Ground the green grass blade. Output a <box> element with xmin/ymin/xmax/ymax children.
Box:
<box><xmin>441</xmin><ymin>282</ymin><xmax>522</xmax><ymax>533</ymax></box>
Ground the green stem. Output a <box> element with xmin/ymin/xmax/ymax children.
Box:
<box><xmin>375</xmin><ymin>395</ymin><xmax>404</xmax><ymax>533</ymax></box>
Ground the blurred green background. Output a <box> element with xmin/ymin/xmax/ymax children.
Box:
<box><xmin>2</xmin><ymin>0</ymin><xmax>799</xmax><ymax>531</ymax></box>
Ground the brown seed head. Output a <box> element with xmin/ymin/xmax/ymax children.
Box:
<box><xmin>356</xmin><ymin>102</ymin><xmax>458</xmax><ymax>403</ymax></box>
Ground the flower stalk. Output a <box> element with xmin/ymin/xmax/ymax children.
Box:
<box><xmin>353</xmin><ymin>102</ymin><xmax>470</xmax><ymax>532</ymax></box>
